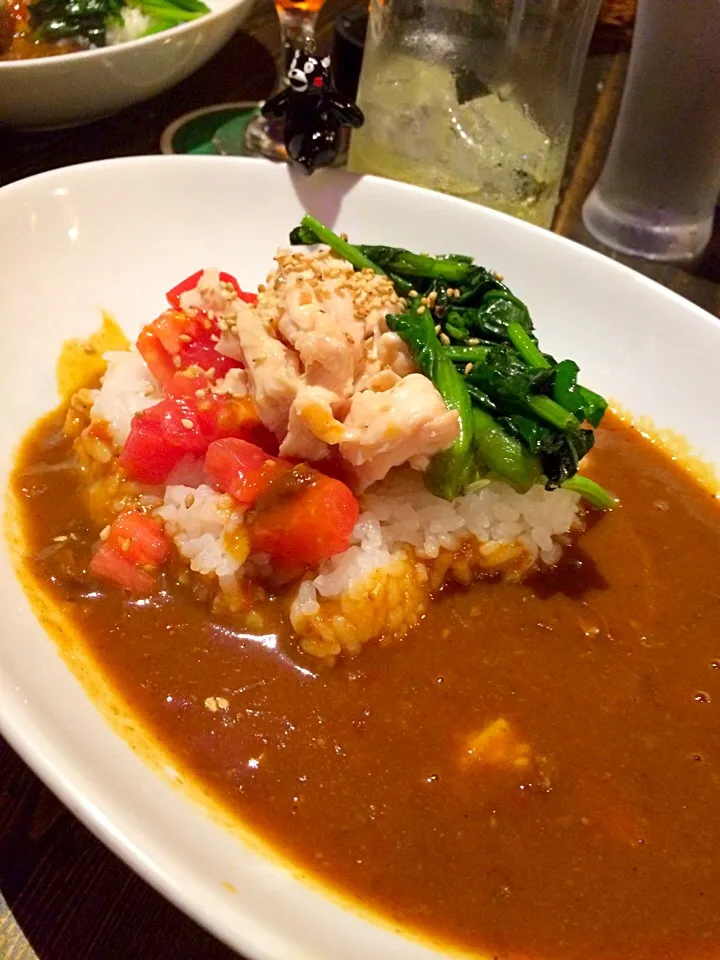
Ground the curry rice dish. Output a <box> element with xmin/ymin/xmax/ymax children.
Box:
<box><xmin>10</xmin><ymin>218</ymin><xmax>720</xmax><ymax>960</ymax></box>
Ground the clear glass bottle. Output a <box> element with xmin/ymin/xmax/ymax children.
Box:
<box><xmin>582</xmin><ymin>0</ymin><xmax>720</xmax><ymax>262</ymax></box>
<box><xmin>348</xmin><ymin>0</ymin><xmax>602</xmax><ymax>228</ymax></box>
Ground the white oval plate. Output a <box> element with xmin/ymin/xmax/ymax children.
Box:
<box><xmin>1</xmin><ymin>157</ymin><xmax>719</xmax><ymax>960</ymax></box>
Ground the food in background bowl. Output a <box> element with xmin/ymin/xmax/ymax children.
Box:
<box><xmin>0</xmin><ymin>0</ymin><xmax>208</xmax><ymax>59</ymax></box>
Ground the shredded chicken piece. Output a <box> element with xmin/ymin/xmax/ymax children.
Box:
<box><xmin>231</xmin><ymin>300</ymin><xmax>301</xmax><ymax>437</ymax></box>
<box><xmin>279</xmin><ymin>284</ymin><xmax>365</xmax><ymax>398</ymax></box>
<box><xmin>279</xmin><ymin>385</ymin><xmax>345</xmax><ymax>460</ymax></box>
<box><xmin>214</xmin><ymin>250</ymin><xmax>458</xmax><ymax>482</ymax></box>
<box><xmin>340</xmin><ymin>374</ymin><xmax>460</xmax><ymax>489</ymax></box>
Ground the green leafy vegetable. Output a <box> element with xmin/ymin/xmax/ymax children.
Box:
<box><xmin>472</xmin><ymin>408</ymin><xmax>541</xmax><ymax>492</ymax></box>
<box><xmin>288</xmin><ymin>217</ymin><xmax>615</xmax><ymax>510</ymax></box>
<box><xmin>30</xmin><ymin>0</ymin><xmax>123</xmax><ymax>44</ymax></box>
<box><xmin>29</xmin><ymin>0</ymin><xmax>208</xmax><ymax>47</ymax></box>
<box><xmin>561</xmin><ymin>475</ymin><xmax>617</xmax><ymax>511</ymax></box>
<box><xmin>290</xmin><ymin>216</ymin><xmax>386</xmax><ymax>276</ymax></box>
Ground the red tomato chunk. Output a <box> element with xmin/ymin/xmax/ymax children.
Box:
<box><xmin>249</xmin><ymin>468</ymin><xmax>359</xmax><ymax>566</ymax></box>
<box><xmin>137</xmin><ymin>307</ymin><xmax>243</xmax><ymax>386</ymax></box>
<box><xmin>90</xmin><ymin>511</ymin><xmax>170</xmax><ymax>594</ymax></box>
<box><xmin>205</xmin><ymin>438</ymin><xmax>291</xmax><ymax>505</ymax></box>
<box><xmin>107</xmin><ymin>511</ymin><xmax>170</xmax><ymax>566</ymax></box>
<box><xmin>120</xmin><ymin>395</ymin><xmax>264</xmax><ymax>485</ymax></box>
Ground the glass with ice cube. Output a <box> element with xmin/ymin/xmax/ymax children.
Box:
<box><xmin>348</xmin><ymin>0</ymin><xmax>601</xmax><ymax>228</ymax></box>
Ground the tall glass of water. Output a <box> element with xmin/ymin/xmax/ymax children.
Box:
<box><xmin>583</xmin><ymin>0</ymin><xmax>720</xmax><ymax>261</ymax></box>
<box><xmin>348</xmin><ymin>0</ymin><xmax>602</xmax><ymax>228</ymax></box>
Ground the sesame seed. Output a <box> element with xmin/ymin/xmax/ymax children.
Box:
<box><xmin>53</xmin><ymin>534</ymin><xmax>68</xmax><ymax>542</ymax></box>
<box><xmin>464</xmin><ymin>362</ymin><xmax>474</xmax><ymax>375</ymax></box>
<box><xmin>409</xmin><ymin>289</ymin><xmax>419</xmax><ymax>299</ymax></box>
<box><xmin>417</xmin><ymin>305</ymin><xmax>426</xmax><ymax>315</ymax></box>
<box><xmin>181</xmin><ymin>418</ymin><xmax>194</xmax><ymax>429</ymax></box>
<box><xmin>178</xmin><ymin>334</ymin><xmax>192</xmax><ymax>343</ymax></box>
<box><xmin>99</xmin><ymin>525</ymin><xmax>111</xmax><ymax>541</ymax></box>
<box><xmin>184</xmin><ymin>493</ymin><xmax>195</xmax><ymax>508</ymax></box>
<box><xmin>421</xmin><ymin>297</ymin><xmax>429</xmax><ymax>306</ymax></box>
<box><xmin>435</xmin><ymin>324</ymin><xmax>442</xmax><ymax>334</ymax></box>
<box><xmin>439</xmin><ymin>332</ymin><xmax>451</xmax><ymax>345</ymax></box>
<box><xmin>468</xmin><ymin>337</ymin><xmax>481</xmax><ymax>345</ymax></box>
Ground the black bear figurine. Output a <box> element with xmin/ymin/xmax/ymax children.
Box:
<box><xmin>261</xmin><ymin>50</ymin><xmax>364</xmax><ymax>175</ymax></box>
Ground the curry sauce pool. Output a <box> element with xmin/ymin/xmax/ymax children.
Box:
<box><xmin>12</xmin><ymin>407</ymin><xmax>720</xmax><ymax>960</ymax></box>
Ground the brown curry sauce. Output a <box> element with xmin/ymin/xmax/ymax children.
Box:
<box><xmin>11</xmin><ymin>409</ymin><xmax>720</xmax><ymax>960</ymax></box>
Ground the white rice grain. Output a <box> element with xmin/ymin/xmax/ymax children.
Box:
<box><xmin>106</xmin><ymin>7</ymin><xmax>152</xmax><ymax>45</ymax></box>
<box><xmin>156</xmin><ymin>484</ymin><xmax>244</xmax><ymax>578</ymax></box>
<box><xmin>90</xmin><ymin>348</ymin><xmax>161</xmax><ymax>446</ymax></box>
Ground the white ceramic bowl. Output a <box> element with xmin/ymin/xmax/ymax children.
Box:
<box><xmin>1</xmin><ymin>156</ymin><xmax>719</xmax><ymax>959</ymax></box>
<box><xmin>0</xmin><ymin>0</ymin><xmax>250</xmax><ymax>129</ymax></box>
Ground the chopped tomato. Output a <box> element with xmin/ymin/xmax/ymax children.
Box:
<box><xmin>137</xmin><ymin>307</ymin><xmax>243</xmax><ymax>385</ymax></box>
<box><xmin>120</xmin><ymin>392</ymin><xmax>265</xmax><ymax>484</ymax></box>
<box><xmin>249</xmin><ymin>466</ymin><xmax>359</xmax><ymax>566</ymax></box>
<box><xmin>164</xmin><ymin>370</ymin><xmax>211</xmax><ymax>401</ymax></box>
<box><xmin>90</xmin><ymin>511</ymin><xmax>170</xmax><ymax>593</ymax></box>
<box><xmin>137</xmin><ymin>328</ymin><xmax>177</xmax><ymax>384</ymax></box>
<box><xmin>119</xmin><ymin>413</ymin><xmax>184</xmax><ymax>484</ymax></box>
<box><xmin>177</xmin><ymin>339</ymin><xmax>241</xmax><ymax>380</ymax></box>
<box><xmin>205</xmin><ymin>438</ymin><xmax>292</xmax><ymax>504</ymax></box>
<box><xmin>166</xmin><ymin>269</ymin><xmax>258</xmax><ymax>309</ymax></box>
<box><xmin>90</xmin><ymin>544</ymin><xmax>154</xmax><ymax>593</ymax></box>
<box><xmin>166</xmin><ymin>270</ymin><xmax>204</xmax><ymax>309</ymax></box>
<box><xmin>152</xmin><ymin>308</ymin><xmax>189</xmax><ymax>354</ymax></box>
<box><xmin>107</xmin><ymin>511</ymin><xmax>170</xmax><ymax>566</ymax></box>
<box><xmin>152</xmin><ymin>398</ymin><xmax>208</xmax><ymax>454</ymax></box>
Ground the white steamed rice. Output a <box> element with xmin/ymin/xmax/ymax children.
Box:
<box><xmin>157</xmin><ymin>485</ymin><xmax>243</xmax><ymax>578</ymax></box>
<box><xmin>90</xmin><ymin>348</ymin><xmax>160</xmax><ymax>446</ymax></box>
<box><xmin>106</xmin><ymin>7</ymin><xmax>153</xmax><ymax>45</ymax></box>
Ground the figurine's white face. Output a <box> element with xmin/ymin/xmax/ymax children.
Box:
<box><xmin>287</xmin><ymin>51</ymin><xmax>331</xmax><ymax>93</ymax></box>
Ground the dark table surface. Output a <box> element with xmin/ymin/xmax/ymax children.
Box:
<box><xmin>1</xmin><ymin>7</ymin><xmax>719</xmax><ymax>958</ymax></box>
